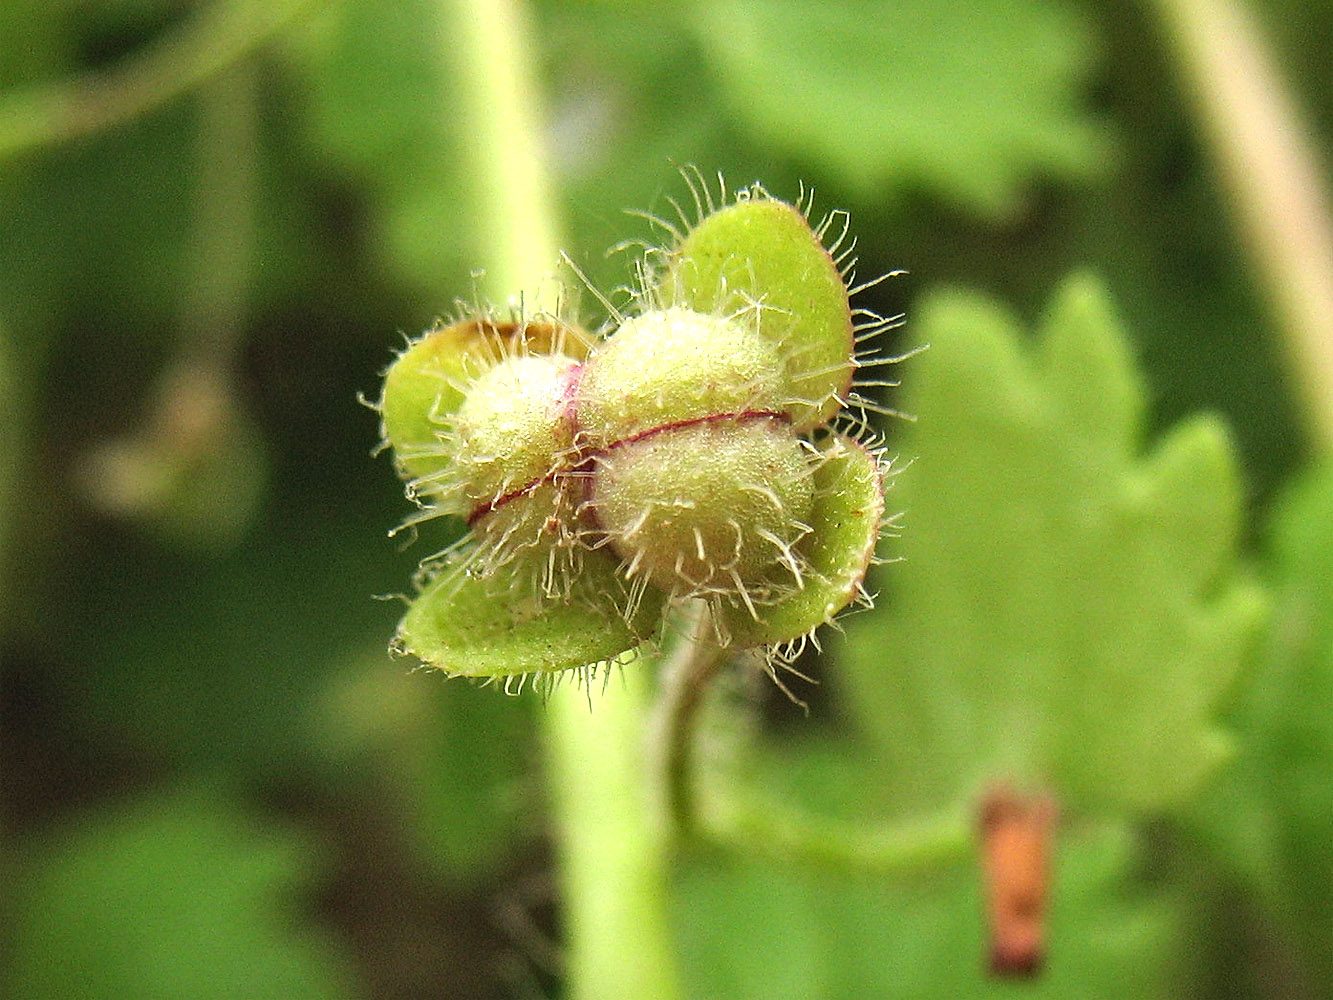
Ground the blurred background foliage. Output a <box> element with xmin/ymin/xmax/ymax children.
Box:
<box><xmin>1</xmin><ymin>0</ymin><xmax>1331</xmax><ymax>997</ymax></box>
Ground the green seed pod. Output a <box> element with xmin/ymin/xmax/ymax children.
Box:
<box><xmin>589</xmin><ymin>417</ymin><xmax>815</xmax><ymax>604</ymax></box>
<box><xmin>715</xmin><ymin>434</ymin><xmax>887</xmax><ymax>651</ymax></box>
<box><xmin>379</xmin><ymin>180</ymin><xmax>902</xmax><ymax>683</ymax></box>
<box><xmin>396</xmin><ymin>542</ymin><xmax>663</xmax><ymax>682</ymax></box>
<box><xmin>454</xmin><ymin>353</ymin><xmax>579</xmax><ymax>510</ymax></box>
<box><xmin>380</xmin><ymin>315</ymin><xmax>591</xmax><ymax>494</ymax></box>
<box><xmin>575</xmin><ymin>307</ymin><xmax>786</xmax><ymax>447</ymax></box>
<box><xmin>450</xmin><ymin>352</ymin><xmax>584</xmax><ymax>585</ymax></box>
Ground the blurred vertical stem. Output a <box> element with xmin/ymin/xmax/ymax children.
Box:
<box><xmin>650</xmin><ymin>600</ymin><xmax>727</xmax><ymax>839</ymax></box>
<box><xmin>437</xmin><ymin>1</ymin><xmax>681</xmax><ymax>998</ymax></box>
<box><xmin>441</xmin><ymin>0</ymin><xmax>559</xmax><ymax>301</ymax></box>
<box><xmin>1154</xmin><ymin>0</ymin><xmax>1333</xmax><ymax>453</ymax></box>
<box><xmin>83</xmin><ymin>59</ymin><xmax>262</xmax><ymax>536</ymax></box>
<box><xmin>546</xmin><ymin>669</ymin><xmax>682</xmax><ymax>1000</ymax></box>
<box><xmin>182</xmin><ymin>60</ymin><xmax>258</xmax><ymax>374</ymax></box>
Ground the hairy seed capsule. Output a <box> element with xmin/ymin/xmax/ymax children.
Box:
<box><xmin>455</xmin><ymin>354</ymin><xmax>578</xmax><ymax>504</ymax></box>
<box><xmin>454</xmin><ymin>353</ymin><xmax>581</xmax><ymax>569</ymax></box>
<box><xmin>381</xmin><ymin>186</ymin><xmax>898</xmax><ymax>678</ymax></box>
<box><xmin>590</xmin><ymin>418</ymin><xmax>814</xmax><ymax>601</ymax></box>
<box><xmin>380</xmin><ymin>316</ymin><xmax>591</xmax><ymax>489</ymax></box>
<box><xmin>576</xmin><ymin>307</ymin><xmax>786</xmax><ymax>447</ymax></box>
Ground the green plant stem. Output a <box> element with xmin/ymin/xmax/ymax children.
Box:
<box><xmin>437</xmin><ymin>0</ymin><xmax>681</xmax><ymax>997</ymax></box>
<box><xmin>82</xmin><ymin>61</ymin><xmax>262</xmax><ymax>528</ymax></box>
<box><xmin>153</xmin><ymin>58</ymin><xmax>261</xmax><ymax>438</ymax></box>
<box><xmin>647</xmin><ymin>601</ymin><xmax>973</xmax><ymax>873</ymax></box>
<box><xmin>1153</xmin><ymin>0</ymin><xmax>1333</xmax><ymax>453</ymax></box>
<box><xmin>0</xmin><ymin>0</ymin><xmax>317</xmax><ymax>163</ymax></box>
<box><xmin>546</xmin><ymin>670</ymin><xmax>683</xmax><ymax>1000</ymax></box>
<box><xmin>648</xmin><ymin>601</ymin><xmax>728</xmax><ymax>838</ymax></box>
<box><xmin>701</xmin><ymin>790</ymin><xmax>973</xmax><ymax>874</ymax></box>
<box><xmin>440</xmin><ymin>0</ymin><xmax>560</xmax><ymax>305</ymax></box>
<box><xmin>181</xmin><ymin>61</ymin><xmax>259</xmax><ymax>372</ymax></box>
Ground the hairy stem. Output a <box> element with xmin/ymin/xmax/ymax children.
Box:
<box><xmin>648</xmin><ymin>601</ymin><xmax>728</xmax><ymax>838</ymax></box>
<box><xmin>1153</xmin><ymin>0</ymin><xmax>1333</xmax><ymax>453</ymax></box>
<box><xmin>437</xmin><ymin>0</ymin><xmax>681</xmax><ymax>997</ymax></box>
<box><xmin>0</xmin><ymin>0</ymin><xmax>317</xmax><ymax>163</ymax></box>
<box><xmin>648</xmin><ymin>603</ymin><xmax>973</xmax><ymax>876</ymax></box>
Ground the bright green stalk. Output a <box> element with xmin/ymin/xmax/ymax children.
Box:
<box><xmin>439</xmin><ymin>0</ymin><xmax>560</xmax><ymax>306</ymax></box>
<box><xmin>547</xmin><ymin>670</ymin><xmax>682</xmax><ymax>1000</ymax></box>
<box><xmin>699</xmin><ymin>788</ymin><xmax>973</xmax><ymax>874</ymax></box>
<box><xmin>436</xmin><ymin>1</ymin><xmax>681</xmax><ymax>997</ymax></box>
<box><xmin>1153</xmin><ymin>0</ymin><xmax>1333</xmax><ymax>454</ymax></box>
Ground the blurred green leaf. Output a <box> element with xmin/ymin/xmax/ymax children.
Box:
<box><xmin>6</xmin><ymin>789</ymin><xmax>360</xmax><ymax>1000</ymax></box>
<box><xmin>673</xmin><ymin>821</ymin><xmax>1184</xmax><ymax>999</ymax></box>
<box><xmin>690</xmin><ymin>0</ymin><xmax>1111</xmax><ymax>216</ymax></box>
<box><xmin>838</xmin><ymin>274</ymin><xmax>1265</xmax><ymax>814</ymax></box>
<box><xmin>1200</xmin><ymin>461</ymin><xmax>1333</xmax><ymax>987</ymax></box>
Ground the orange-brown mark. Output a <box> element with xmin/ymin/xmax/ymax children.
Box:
<box><xmin>979</xmin><ymin>786</ymin><xmax>1057</xmax><ymax>978</ymax></box>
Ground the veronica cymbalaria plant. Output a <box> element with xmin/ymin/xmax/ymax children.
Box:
<box><xmin>377</xmin><ymin>180</ymin><xmax>903</xmax><ymax>687</ymax></box>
